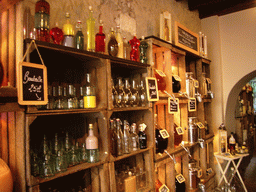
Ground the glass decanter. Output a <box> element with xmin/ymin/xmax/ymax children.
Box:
<box><xmin>129</xmin><ymin>34</ymin><xmax>140</xmax><ymax>62</ymax></box>
<box><xmin>108</xmin><ymin>27</ymin><xmax>119</xmax><ymax>56</ymax></box>
<box><xmin>130</xmin><ymin>79</ymin><xmax>139</xmax><ymax>107</ymax></box>
<box><xmin>123</xmin><ymin>78</ymin><xmax>131</xmax><ymax>107</ymax></box>
<box><xmin>115</xmin><ymin>77</ymin><xmax>125</xmax><ymax>108</ymax></box>
<box><xmin>111</xmin><ymin>79</ymin><xmax>119</xmax><ymax>108</ymax></box>
<box><xmin>50</xmin><ymin>22</ymin><xmax>64</xmax><ymax>44</ymax></box>
<box><xmin>75</xmin><ymin>20</ymin><xmax>84</xmax><ymax>50</ymax></box>
<box><xmin>139</xmin><ymin>36</ymin><xmax>148</xmax><ymax>63</ymax></box>
<box><xmin>138</xmin><ymin>79</ymin><xmax>147</xmax><ymax>107</ymax></box>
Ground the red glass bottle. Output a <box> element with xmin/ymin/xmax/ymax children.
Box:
<box><xmin>129</xmin><ymin>34</ymin><xmax>140</xmax><ymax>62</ymax></box>
<box><xmin>95</xmin><ymin>20</ymin><xmax>105</xmax><ymax>53</ymax></box>
<box><xmin>34</xmin><ymin>0</ymin><xmax>50</xmax><ymax>42</ymax></box>
<box><xmin>50</xmin><ymin>23</ymin><xmax>64</xmax><ymax>44</ymax></box>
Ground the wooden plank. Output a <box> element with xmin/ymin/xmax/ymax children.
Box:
<box><xmin>0</xmin><ymin>0</ymin><xmax>22</xmax><ymax>14</ymax></box>
<box><xmin>99</xmin><ymin>164</ymin><xmax>110</xmax><ymax>192</ymax></box>
<box><xmin>1</xmin><ymin>9</ymin><xmax>8</xmax><ymax>86</ymax></box>
<box><xmin>8</xmin><ymin>112</ymin><xmax>16</xmax><ymax>185</ymax></box>
<box><xmin>0</xmin><ymin>113</ymin><xmax>8</xmax><ymax>162</ymax></box>
<box><xmin>8</xmin><ymin>5</ymin><xmax>15</xmax><ymax>86</ymax></box>
<box><xmin>91</xmin><ymin>167</ymin><xmax>100</xmax><ymax>192</ymax></box>
<box><xmin>108</xmin><ymin>162</ymin><xmax>116</xmax><ymax>192</ymax></box>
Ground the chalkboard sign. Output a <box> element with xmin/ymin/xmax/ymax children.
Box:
<box><xmin>168</xmin><ymin>98</ymin><xmax>179</xmax><ymax>114</ymax></box>
<box><xmin>159</xmin><ymin>184</ymin><xmax>170</xmax><ymax>192</ymax></box>
<box><xmin>17</xmin><ymin>62</ymin><xmax>48</xmax><ymax>105</ymax></box>
<box><xmin>146</xmin><ymin>77</ymin><xmax>159</xmax><ymax>102</ymax></box>
<box><xmin>176</xmin><ymin>174</ymin><xmax>185</xmax><ymax>183</ymax></box>
<box><xmin>175</xmin><ymin>22</ymin><xmax>199</xmax><ymax>55</ymax></box>
<box><xmin>188</xmin><ymin>98</ymin><xmax>196</xmax><ymax>112</ymax></box>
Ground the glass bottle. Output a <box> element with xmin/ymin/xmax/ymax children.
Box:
<box><xmin>108</xmin><ymin>28</ymin><xmax>119</xmax><ymax>57</ymax></box>
<box><xmin>186</xmin><ymin>72</ymin><xmax>195</xmax><ymax>98</ymax></box>
<box><xmin>62</xmin><ymin>86</ymin><xmax>68</xmax><ymax>109</ymax></box>
<box><xmin>139</xmin><ymin>36</ymin><xmax>148</xmax><ymax>63</ymax></box>
<box><xmin>116</xmin><ymin>77</ymin><xmax>125</xmax><ymax>108</ymax></box>
<box><xmin>220</xmin><ymin>136</ymin><xmax>226</xmax><ymax>154</ymax></box>
<box><xmin>172</xmin><ymin>75</ymin><xmax>181</xmax><ymax>93</ymax></box>
<box><xmin>81</xmin><ymin>143</ymin><xmax>87</xmax><ymax>162</ymax></box>
<box><xmin>41</xmin><ymin>154</ymin><xmax>54</xmax><ymax>178</ymax></box>
<box><xmin>229</xmin><ymin>132</ymin><xmax>236</xmax><ymax>155</ymax></box>
<box><xmin>138</xmin><ymin>79</ymin><xmax>147</xmax><ymax>107</ymax></box>
<box><xmin>95</xmin><ymin>20</ymin><xmax>105</xmax><ymax>53</ymax></box>
<box><xmin>86</xmin><ymin>124</ymin><xmax>99</xmax><ymax>163</ymax></box>
<box><xmin>138</xmin><ymin>123</ymin><xmax>147</xmax><ymax>149</ymax></box>
<box><xmin>130</xmin><ymin>79</ymin><xmax>139</xmax><ymax>107</ymax></box>
<box><xmin>130</xmin><ymin>123</ymin><xmax>139</xmax><ymax>152</ymax></box>
<box><xmin>70</xmin><ymin>146</ymin><xmax>79</xmax><ymax>166</ymax></box>
<box><xmin>129</xmin><ymin>34</ymin><xmax>140</xmax><ymax>62</ymax></box>
<box><xmin>175</xmin><ymin>174</ymin><xmax>186</xmax><ymax>192</ymax></box>
<box><xmin>110</xmin><ymin>119</ymin><xmax>117</xmax><ymax>156</ymax></box>
<box><xmin>155</xmin><ymin>114</ymin><xmax>168</xmax><ymax>154</ymax></box>
<box><xmin>202</xmin><ymin>72</ymin><xmax>208</xmax><ymax>96</ymax></box>
<box><xmin>83</xmin><ymin>73</ymin><xmax>96</xmax><ymax>108</ymax></box>
<box><xmin>123</xmin><ymin>120</ymin><xmax>131</xmax><ymax>154</ymax></box>
<box><xmin>123</xmin><ymin>78</ymin><xmax>131</xmax><ymax>107</ymax></box>
<box><xmin>123</xmin><ymin>37</ymin><xmax>130</xmax><ymax>59</ymax></box>
<box><xmin>116</xmin><ymin>26</ymin><xmax>124</xmax><ymax>58</ymax></box>
<box><xmin>115</xmin><ymin>118</ymin><xmax>124</xmax><ymax>156</ymax></box>
<box><xmin>46</xmin><ymin>85</ymin><xmax>54</xmax><ymax>110</ymax></box>
<box><xmin>75</xmin><ymin>20</ymin><xmax>84</xmax><ymax>50</ymax></box>
<box><xmin>64</xmin><ymin>132</ymin><xmax>72</xmax><ymax>166</ymax></box>
<box><xmin>78</xmin><ymin>86</ymin><xmax>84</xmax><ymax>108</ymax></box>
<box><xmin>34</xmin><ymin>0</ymin><xmax>50</xmax><ymax>42</ymax></box>
<box><xmin>55</xmin><ymin>150</ymin><xmax>66</xmax><ymax>173</ymax></box>
<box><xmin>67</xmin><ymin>84</ymin><xmax>74</xmax><ymax>109</ymax></box>
<box><xmin>50</xmin><ymin>22</ymin><xmax>64</xmax><ymax>44</ymax></box>
<box><xmin>111</xmin><ymin>79</ymin><xmax>118</xmax><ymax>108</ymax></box>
<box><xmin>86</xmin><ymin>6</ymin><xmax>95</xmax><ymax>52</ymax></box>
<box><xmin>154</xmin><ymin>69</ymin><xmax>167</xmax><ymax>92</ymax></box>
<box><xmin>63</xmin><ymin>12</ymin><xmax>75</xmax><ymax>48</ymax></box>
<box><xmin>174</xmin><ymin>123</ymin><xmax>183</xmax><ymax>148</ymax></box>
<box><xmin>73</xmin><ymin>86</ymin><xmax>78</xmax><ymax>109</ymax></box>
<box><xmin>54</xmin><ymin>85</ymin><xmax>64</xmax><ymax>109</ymax></box>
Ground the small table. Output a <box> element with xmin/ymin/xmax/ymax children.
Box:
<box><xmin>214</xmin><ymin>153</ymin><xmax>249</xmax><ymax>192</ymax></box>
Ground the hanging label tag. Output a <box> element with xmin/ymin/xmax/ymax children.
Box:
<box><xmin>188</xmin><ymin>98</ymin><xmax>196</xmax><ymax>112</ymax></box>
<box><xmin>198</xmin><ymin>169</ymin><xmax>203</xmax><ymax>178</ymax></box>
<box><xmin>176</xmin><ymin>127</ymin><xmax>184</xmax><ymax>135</ymax></box>
<box><xmin>206</xmin><ymin>78</ymin><xmax>212</xmax><ymax>84</ymax></box>
<box><xmin>206</xmin><ymin>168</ymin><xmax>213</xmax><ymax>175</ymax></box>
<box><xmin>155</xmin><ymin>69</ymin><xmax>166</xmax><ymax>77</ymax></box>
<box><xmin>194</xmin><ymin>80</ymin><xmax>199</xmax><ymax>88</ymax></box>
<box><xmin>168</xmin><ymin>98</ymin><xmax>179</xmax><ymax>114</ymax></box>
<box><xmin>159</xmin><ymin>184</ymin><xmax>170</xmax><ymax>192</ymax></box>
<box><xmin>173</xmin><ymin>75</ymin><xmax>181</xmax><ymax>81</ymax></box>
<box><xmin>160</xmin><ymin>129</ymin><xmax>170</xmax><ymax>139</ymax></box>
<box><xmin>176</xmin><ymin>174</ymin><xmax>186</xmax><ymax>183</ymax></box>
<box><xmin>196</xmin><ymin>122</ymin><xmax>205</xmax><ymax>129</ymax></box>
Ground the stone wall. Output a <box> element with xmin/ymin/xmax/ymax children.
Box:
<box><xmin>25</xmin><ymin>0</ymin><xmax>200</xmax><ymax>44</ymax></box>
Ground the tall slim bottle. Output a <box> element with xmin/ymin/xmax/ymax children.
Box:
<box><xmin>75</xmin><ymin>20</ymin><xmax>84</xmax><ymax>50</ymax></box>
<box><xmin>110</xmin><ymin>119</ymin><xmax>117</xmax><ymax>156</ymax></box>
<box><xmin>34</xmin><ymin>0</ymin><xmax>50</xmax><ymax>42</ymax></box>
<box><xmin>63</xmin><ymin>13</ymin><xmax>75</xmax><ymax>48</ymax></box>
<box><xmin>116</xmin><ymin>26</ymin><xmax>124</xmax><ymax>58</ymax></box>
<box><xmin>115</xmin><ymin>118</ymin><xmax>124</xmax><ymax>156</ymax></box>
<box><xmin>87</xmin><ymin>6</ymin><xmax>95</xmax><ymax>52</ymax></box>
<box><xmin>86</xmin><ymin>124</ymin><xmax>99</xmax><ymax>163</ymax></box>
<box><xmin>123</xmin><ymin>120</ymin><xmax>131</xmax><ymax>154</ymax></box>
<box><xmin>95</xmin><ymin>20</ymin><xmax>105</xmax><ymax>53</ymax></box>
<box><xmin>83</xmin><ymin>73</ymin><xmax>96</xmax><ymax>108</ymax></box>
<box><xmin>130</xmin><ymin>123</ymin><xmax>139</xmax><ymax>151</ymax></box>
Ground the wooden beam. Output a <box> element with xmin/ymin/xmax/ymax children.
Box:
<box><xmin>0</xmin><ymin>0</ymin><xmax>22</xmax><ymax>14</ymax></box>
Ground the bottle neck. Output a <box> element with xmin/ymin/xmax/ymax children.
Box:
<box><xmin>99</xmin><ymin>25</ymin><xmax>103</xmax><ymax>33</ymax></box>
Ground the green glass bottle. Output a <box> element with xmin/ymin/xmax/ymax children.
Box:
<box><xmin>86</xmin><ymin>6</ymin><xmax>95</xmax><ymax>51</ymax></box>
<box><xmin>75</xmin><ymin>20</ymin><xmax>84</xmax><ymax>50</ymax></box>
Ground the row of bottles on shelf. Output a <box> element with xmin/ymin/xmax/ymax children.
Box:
<box><xmin>30</xmin><ymin>124</ymin><xmax>99</xmax><ymax>178</ymax></box>
<box><xmin>155</xmin><ymin>69</ymin><xmax>213</xmax><ymax>102</ymax></box>
<box><xmin>115</xmin><ymin>164</ymin><xmax>147</xmax><ymax>192</ymax></box>
<box><xmin>112</xmin><ymin>77</ymin><xmax>147</xmax><ymax>108</ymax></box>
<box><xmin>26</xmin><ymin>0</ymin><xmax>149</xmax><ymax>63</ymax></box>
<box><xmin>38</xmin><ymin>73</ymin><xmax>96</xmax><ymax>110</ymax></box>
<box><xmin>110</xmin><ymin>118</ymin><xmax>147</xmax><ymax>157</ymax></box>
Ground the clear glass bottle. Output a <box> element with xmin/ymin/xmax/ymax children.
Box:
<box><xmin>129</xmin><ymin>34</ymin><xmax>140</xmax><ymax>62</ymax></box>
<box><xmin>50</xmin><ymin>22</ymin><xmax>64</xmax><ymax>44</ymax></box>
<box><xmin>86</xmin><ymin>6</ymin><xmax>95</xmax><ymax>52</ymax></box>
<box><xmin>138</xmin><ymin>123</ymin><xmax>147</xmax><ymax>149</ymax></box>
<box><xmin>95</xmin><ymin>20</ymin><xmax>105</xmax><ymax>53</ymax></box>
<box><xmin>110</xmin><ymin>119</ymin><xmax>117</xmax><ymax>156</ymax></box>
<box><xmin>130</xmin><ymin>79</ymin><xmax>139</xmax><ymax>107</ymax></box>
<box><xmin>186</xmin><ymin>72</ymin><xmax>195</xmax><ymax>98</ymax></box>
<box><xmin>116</xmin><ymin>77</ymin><xmax>125</xmax><ymax>108</ymax></box>
<box><xmin>83</xmin><ymin>73</ymin><xmax>96</xmax><ymax>108</ymax></box>
<box><xmin>202</xmin><ymin>72</ymin><xmax>208</xmax><ymax>96</ymax></box>
<box><xmin>138</xmin><ymin>79</ymin><xmax>147</xmax><ymax>107</ymax></box>
<box><xmin>111</xmin><ymin>79</ymin><xmax>118</xmax><ymax>108</ymax></box>
<box><xmin>130</xmin><ymin>123</ymin><xmax>139</xmax><ymax>152</ymax></box>
<box><xmin>46</xmin><ymin>85</ymin><xmax>54</xmax><ymax>110</ymax></box>
<box><xmin>139</xmin><ymin>36</ymin><xmax>148</xmax><ymax>63</ymax></box>
<box><xmin>86</xmin><ymin>124</ymin><xmax>99</xmax><ymax>163</ymax></box>
<box><xmin>229</xmin><ymin>132</ymin><xmax>236</xmax><ymax>155</ymax></box>
<box><xmin>62</xmin><ymin>86</ymin><xmax>68</xmax><ymax>109</ymax></box>
<box><xmin>64</xmin><ymin>132</ymin><xmax>72</xmax><ymax>166</ymax></box>
<box><xmin>34</xmin><ymin>0</ymin><xmax>50</xmax><ymax>42</ymax></box>
<box><xmin>81</xmin><ymin>143</ymin><xmax>87</xmax><ymax>162</ymax></box>
<box><xmin>123</xmin><ymin>78</ymin><xmax>131</xmax><ymax>107</ymax></box>
<box><xmin>116</xmin><ymin>26</ymin><xmax>124</xmax><ymax>58</ymax></box>
<box><xmin>115</xmin><ymin>118</ymin><xmax>124</xmax><ymax>156</ymax></box>
<box><xmin>123</xmin><ymin>37</ymin><xmax>130</xmax><ymax>59</ymax></box>
<box><xmin>73</xmin><ymin>86</ymin><xmax>78</xmax><ymax>109</ymax></box>
<box><xmin>107</xmin><ymin>28</ymin><xmax>119</xmax><ymax>57</ymax></box>
<box><xmin>78</xmin><ymin>86</ymin><xmax>84</xmax><ymax>108</ymax></box>
<box><xmin>67</xmin><ymin>84</ymin><xmax>74</xmax><ymax>109</ymax></box>
<box><xmin>63</xmin><ymin>12</ymin><xmax>75</xmax><ymax>48</ymax></box>
<box><xmin>54</xmin><ymin>85</ymin><xmax>64</xmax><ymax>109</ymax></box>
<box><xmin>75</xmin><ymin>20</ymin><xmax>84</xmax><ymax>50</ymax></box>
<box><xmin>123</xmin><ymin>120</ymin><xmax>131</xmax><ymax>154</ymax></box>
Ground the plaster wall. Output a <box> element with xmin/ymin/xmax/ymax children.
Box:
<box><xmin>24</xmin><ymin>0</ymin><xmax>201</xmax><ymax>44</ymax></box>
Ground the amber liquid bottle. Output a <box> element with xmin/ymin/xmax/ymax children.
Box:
<box><xmin>107</xmin><ymin>28</ymin><xmax>118</xmax><ymax>57</ymax></box>
<box><xmin>155</xmin><ymin>114</ymin><xmax>168</xmax><ymax>154</ymax></box>
<box><xmin>174</xmin><ymin>123</ymin><xmax>183</xmax><ymax>148</ymax></box>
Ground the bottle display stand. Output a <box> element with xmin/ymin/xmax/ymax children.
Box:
<box><xmin>214</xmin><ymin>153</ymin><xmax>249</xmax><ymax>192</ymax></box>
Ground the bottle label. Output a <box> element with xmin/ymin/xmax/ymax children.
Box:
<box><xmin>176</xmin><ymin>174</ymin><xmax>185</xmax><ymax>183</ymax></box>
<box><xmin>84</xmin><ymin>96</ymin><xmax>96</xmax><ymax>108</ymax></box>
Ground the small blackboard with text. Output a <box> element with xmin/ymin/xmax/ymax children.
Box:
<box><xmin>188</xmin><ymin>98</ymin><xmax>196</xmax><ymax>112</ymax></box>
<box><xmin>146</xmin><ymin>77</ymin><xmax>159</xmax><ymax>102</ymax></box>
<box><xmin>168</xmin><ymin>98</ymin><xmax>179</xmax><ymax>114</ymax></box>
<box><xmin>17</xmin><ymin>62</ymin><xmax>48</xmax><ymax>105</ymax></box>
<box><xmin>159</xmin><ymin>184</ymin><xmax>170</xmax><ymax>192</ymax></box>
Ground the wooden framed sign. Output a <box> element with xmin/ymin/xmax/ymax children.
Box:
<box><xmin>196</xmin><ymin>122</ymin><xmax>205</xmax><ymax>129</ymax></box>
<box><xmin>17</xmin><ymin>62</ymin><xmax>48</xmax><ymax>105</ymax></box>
<box><xmin>168</xmin><ymin>97</ymin><xmax>179</xmax><ymax>114</ymax></box>
<box><xmin>188</xmin><ymin>98</ymin><xmax>196</xmax><ymax>112</ymax></box>
<box><xmin>175</xmin><ymin>21</ymin><xmax>199</xmax><ymax>55</ymax></box>
<box><xmin>159</xmin><ymin>184</ymin><xmax>170</xmax><ymax>192</ymax></box>
<box><xmin>176</xmin><ymin>127</ymin><xmax>184</xmax><ymax>135</ymax></box>
<box><xmin>160</xmin><ymin>129</ymin><xmax>170</xmax><ymax>139</ymax></box>
<box><xmin>176</xmin><ymin>174</ymin><xmax>185</xmax><ymax>183</ymax></box>
<box><xmin>146</xmin><ymin>77</ymin><xmax>159</xmax><ymax>102</ymax></box>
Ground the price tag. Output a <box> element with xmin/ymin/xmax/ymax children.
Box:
<box><xmin>168</xmin><ymin>98</ymin><xmax>179</xmax><ymax>114</ymax></box>
<box><xmin>155</xmin><ymin>69</ymin><xmax>166</xmax><ymax>77</ymax></box>
<box><xmin>176</xmin><ymin>174</ymin><xmax>185</xmax><ymax>183</ymax></box>
<box><xmin>206</xmin><ymin>78</ymin><xmax>212</xmax><ymax>84</ymax></box>
<box><xmin>206</xmin><ymin>168</ymin><xmax>213</xmax><ymax>175</ymax></box>
<box><xmin>196</xmin><ymin>122</ymin><xmax>205</xmax><ymax>129</ymax></box>
<box><xmin>173</xmin><ymin>75</ymin><xmax>181</xmax><ymax>81</ymax></box>
<box><xmin>159</xmin><ymin>184</ymin><xmax>170</xmax><ymax>192</ymax></box>
<box><xmin>176</xmin><ymin>127</ymin><xmax>184</xmax><ymax>135</ymax></box>
<box><xmin>188</xmin><ymin>98</ymin><xmax>196</xmax><ymax>112</ymax></box>
<box><xmin>146</xmin><ymin>77</ymin><xmax>159</xmax><ymax>101</ymax></box>
<box><xmin>194</xmin><ymin>80</ymin><xmax>199</xmax><ymax>88</ymax></box>
<box><xmin>198</xmin><ymin>169</ymin><xmax>203</xmax><ymax>178</ymax></box>
<box><xmin>160</xmin><ymin>129</ymin><xmax>170</xmax><ymax>139</ymax></box>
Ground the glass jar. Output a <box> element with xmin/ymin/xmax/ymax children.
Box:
<box><xmin>188</xmin><ymin>117</ymin><xmax>198</xmax><ymax>144</ymax></box>
<box><xmin>186</xmin><ymin>72</ymin><xmax>195</xmax><ymax>98</ymax></box>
